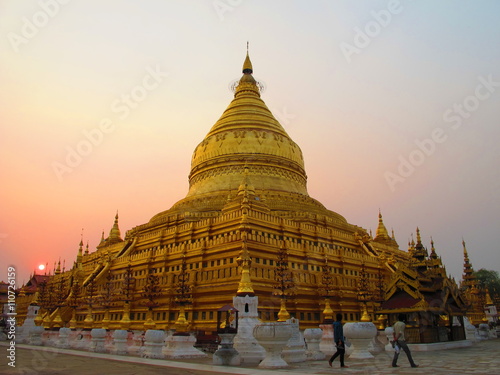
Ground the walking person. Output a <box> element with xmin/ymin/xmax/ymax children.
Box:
<box><xmin>328</xmin><ymin>313</ymin><xmax>348</xmax><ymax>368</ymax></box>
<box><xmin>392</xmin><ymin>314</ymin><xmax>419</xmax><ymax>368</ymax></box>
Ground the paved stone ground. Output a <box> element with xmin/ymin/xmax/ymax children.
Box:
<box><xmin>1</xmin><ymin>339</ymin><xmax>499</xmax><ymax>375</ymax></box>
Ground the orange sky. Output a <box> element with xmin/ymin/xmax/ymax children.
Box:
<box><xmin>1</xmin><ymin>1</ymin><xmax>500</xmax><ymax>284</ymax></box>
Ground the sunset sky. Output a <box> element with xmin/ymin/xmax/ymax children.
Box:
<box><xmin>1</xmin><ymin>0</ymin><xmax>499</xmax><ymax>285</ymax></box>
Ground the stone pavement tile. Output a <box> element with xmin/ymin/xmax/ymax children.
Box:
<box><xmin>0</xmin><ymin>346</ymin><xmax>221</xmax><ymax>375</ymax></box>
<box><xmin>1</xmin><ymin>340</ymin><xmax>499</xmax><ymax>375</ymax></box>
<box><xmin>274</xmin><ymin>339</ymin><xmax>500</xmax><ymax>375</ymax></box>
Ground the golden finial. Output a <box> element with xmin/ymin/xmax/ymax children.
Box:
<box><xmin>108</xmin><ymin>211</ymin><xmax>123</xmax><ymax>242</ymax></box>
<box><xmin>277</xmin><ymin>298</ymin><xmax>290</xmax><ymax>322</ymax></box>
<box><xmin>236</xmin><ymin>232</ymin><xmax>255</xmax><ymax>296</ymax></box>
<box><xmin>85</xmin><ymin>241</ymin><xmax>89</xmax><ymax>255</ymax></box>
<box><xmin>375</xmin><ymin>210</ymin><xmax>390</xmax><ymax>240</ymax></box>
<box><xmin>323</xmin><ymin>298</ymin><xmax>334</xmax><ymax>321</ymax></box>
<box><xmin>430</xmin><ymin>236</ymin><xmax>437</xmax><ymax>258</ymax></box>
<box><xmin>243</xmin><ymin>43</ymin><xmax>252</xmax><ymax>73</ymax></box>
<box><xmin>78</xmin><ymin>238</ymin><xmax>83</xmax><ymax>257</ymax></box>
<box><xmin>416</xmin><ymin>227</ymin><xmax>422</xmax><ymax>245</ymax></box>
<box><xmin>360</xmin><ymin>303</ymin><xmax>371</xmax><ymax>322</ymax></box>
<box><xmin>462</xmin><ymin>238</ymin><xmax>468</xmax><ymax>256</ymax></box>
<box><xmin>238</xmin><ymin>165</ymin><xmax>255</xmax><ymax>197</ymax></box>
<box><xmin>235</xmin><ymin>45</ymin><xmax>260</xmax><ymax>98</ymax></box>
<box><xmin>408</xmin><ymin>240</ymin><xmax>413</xmax><ymax>253</ymax></box>
<box><xmin>485</xmin><ymin>289</ymin><xmax>494</xmax><ymax>305</ymax></box>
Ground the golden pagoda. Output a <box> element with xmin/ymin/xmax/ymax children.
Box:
<box><xmin>14</xmin><ymin>50</ymin><xmax>469</xmax><ymax>336</ymax></box>
<box><xmin>459</xmin><ymin>240</ymin><xmax>486</xmax><ymax>325</ymax></box>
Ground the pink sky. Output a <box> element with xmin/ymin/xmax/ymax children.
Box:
<box><xmin>1</xmin><ymin>1</ymin><xmax>499</xmax><ymax>284</ymax></box>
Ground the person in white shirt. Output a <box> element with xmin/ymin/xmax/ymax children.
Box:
<box><xmin>392</xmin><ymin>314</ymin><xmax>418</xmax><ymax>368</ymax></box>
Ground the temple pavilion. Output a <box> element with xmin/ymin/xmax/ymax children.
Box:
<box><xmin>379</xmin><ymin>229</ymin><xmax>468</xmax><ymax>343</ymax></box>
<box><xmin>13</xmin><ymin>51</ymin><xmax>477</xmax><ymax>342</ymax></box>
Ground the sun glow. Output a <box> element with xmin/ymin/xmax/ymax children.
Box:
<box><xmin>38</xmin><ymin>264</ymin><xmax>45</xmax><ymax>271</ymax></box>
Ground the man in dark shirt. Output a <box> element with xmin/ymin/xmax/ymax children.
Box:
<box><xmin>328</xmin><ymin>313</ymin><xmax>348</xmax><ymax>368</ymax></box>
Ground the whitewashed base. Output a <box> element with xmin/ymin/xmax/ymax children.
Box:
<box><xmin>232</xmin><ymin>295</ymin><xmax>266</xmax><ymax>364</ymax></box>
<box><xmin>112</xmin><ymin>330</ymin><xmax>129</xmax><ymax>355</ymax></box>
<box><xmin>142</xmin><ymin>330</ymin><xmax>165</xmax><ymax>359</ymax></box>
<box><xmin>163</xmin><ymin>334</ymin><xmax>207</xmax><ymax>359</ymax></box>
<box><xmin>304</xmin><ymin>328</ymin><xmax>325</xmax><ymax>360</ymax></box>
<box><xmin>55</xmin><ymin>328</ymin><xmax>71</xmax><ymax>349</ymax></box>
<box><xmin>213</xmin><ymin>333</ymin><xmax>240</xmax><ymax>366</ymax></box>
<box><xmin>28</xmin><ymin>326</ymin><xmax>45</xmax><ymax>346</ymax></box>
<box><xmin>282</xmin><ymin>318</ymin><xmax>306</xmax><ymax>363</ymax></box>
<box><xmin>90</xmin><ymin>329</ymin><xmax>107</xmax><ymax>353</ymax></box>
<box><xmin>319</xmin><ymin>324</ymin><xmax>335</xmax><ymax>357</ymax></box>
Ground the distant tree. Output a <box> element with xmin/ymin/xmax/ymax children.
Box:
<box><xmin>474</xmin><ymin>269</ymin><xmax>500</xmax><ymax>303</ymax></box>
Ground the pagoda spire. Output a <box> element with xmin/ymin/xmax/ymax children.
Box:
<box><xmin>77</xmin><ymin>238</ymin><xmax>83</xmax><ymax>265</ymax></box>
<box><xmin>242</xmin><ymin>42</ymin><xmax>252</xmax><ymax>74</ymax></box>
<box><xmin>236</xmin><ymin>230</ymin><xmax>255</xmax><ymax>296</ymax></box>
<box><xmin>107</xmin><ymin>211</ymin><xmax>123</xmax><ymax>244</ymax></box>
<box><xmin>413</xmin><ymin>227</ymin><xmax>428</xmax><ymax>259</ymax></box>
<box><xmin>461</xmin><ymin>239</ymin><xmax>477</xmax><ymax>289</ymax></box>
<box><xmin>374</xmin><ymin>210</ymin><xmax>390</xmax><ymax>240</ymax></box>
<box><xmin>374</xmin><ymin>211</ymin><xmax>397</xmax><ymax>246</ymax></box>
<box><xmin>429</xmin><ymin>237</ymin><xmax>438</xmax><ymax>259</ymax></box>
<box><xmin>234</xmin><ymin>46</ymin><xmax>260</xmax><ymax>98</ymax></box>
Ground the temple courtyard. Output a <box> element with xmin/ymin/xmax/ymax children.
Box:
<box><xmin>1</xmin><ymin>339</ymin><xmax>499</xmax><ymax>375</ymax></box>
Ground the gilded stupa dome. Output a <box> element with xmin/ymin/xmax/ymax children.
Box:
<box><xmin>151</xmin><ymin>51</ymin><xmax>347</xmax><ymax>224</ymax></box>
<box><xmin>186</xmin><ymin>52</ymin><xmax>307</xmax><ymax>199</ymax></box>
